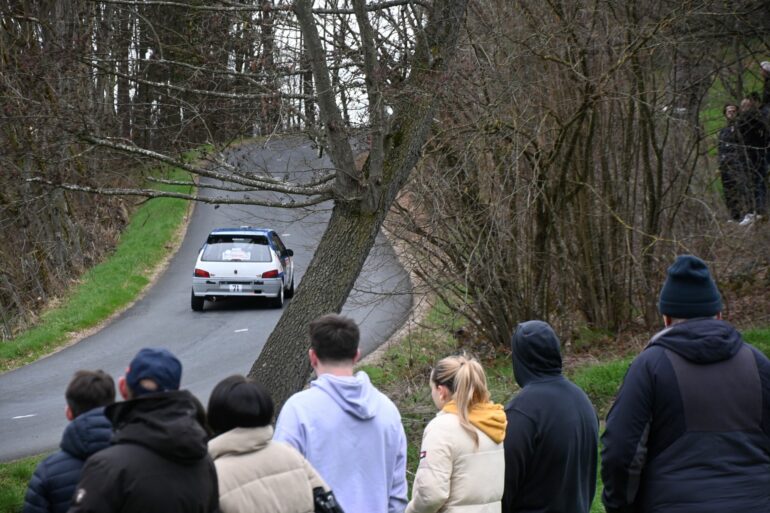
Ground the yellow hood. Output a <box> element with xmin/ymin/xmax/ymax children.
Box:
<box><xmin>442</xmin><ymin>400</ymin><xmax>507</xmax><ymax>444</ymax></box>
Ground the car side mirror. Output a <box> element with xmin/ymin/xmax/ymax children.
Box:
<box><xmin>284</xmin><ymin>249</ymin><xmax>294</xmax><ymax>257</ymax></box>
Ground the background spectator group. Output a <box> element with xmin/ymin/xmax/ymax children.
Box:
<box><xmin>22</xmin><ymin>255</ymin><xmax>770</xmax><ymax>513</ymax></box>
<box><xmin>717</xmin><ymin>62</ymin><xmax>770</xmax><ymax>226</ymax></box>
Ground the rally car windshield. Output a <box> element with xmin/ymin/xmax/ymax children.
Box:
<box><xmin>201</xmin><ymin>235</ymin><xmax>272</xmax><ymax>262</ymax></box>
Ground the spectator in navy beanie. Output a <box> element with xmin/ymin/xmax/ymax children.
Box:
<box><xmin>602</xmin><ymin>255</ymin><xmax>770</xmax><ymax>513</ymax></box>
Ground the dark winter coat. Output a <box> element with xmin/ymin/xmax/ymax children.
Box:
<box><xmin>66</xmin><ymin>390</ymin><xmax>219</xmax><ymax>513</ymax></box>
<box><xmin>718</xmin><ymin>122</ymin><xmax>753</xmax><ymax>220</ymax></box>
<box><xmin>736</xmin><ymin>110</ymin><xmax>769</xmax><ymax>161</ymax></box>
<box><xmin>601</xmin><ymin>318</ymin><xmax>770</xmax><ymax>513</ymax></box>
<box><xmin>503</xmin><ymin>321</ymin><xmax>599</xmax><ymax>513</ymax></box>
<box><xmin>23</xmin><ymin>407</ymin><xmax>112</xmax><ymax>513</ymax></box>
<box><xmin>718</xmin><ymin>124</ymin><xmax>745</xmax><ymax>169</ymax></box>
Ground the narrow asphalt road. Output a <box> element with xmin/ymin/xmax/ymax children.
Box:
<box><xmin>0</xmin><ymin>137</ymin><xmax>412</xmax><ymax>461</ymax></box>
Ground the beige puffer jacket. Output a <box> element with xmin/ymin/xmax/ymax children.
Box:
<box><xmin>208</xmin><ymin>425</ymin><xmax>327</xmax><ymax>513</ymax></box>
<box><xmin>406</xmin><ymin>405</ymin><xmax>506</xmax><ymax>513</ymax></box>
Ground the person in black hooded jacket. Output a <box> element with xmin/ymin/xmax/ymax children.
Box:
<box><xmin>502</xmin><ymin>320</ymin><xmax>598</xmax><ymax>513</ymax></box>
<box><xmin>718</xmin><ymin>103</ymin><xmax>750</xmax><ymax>221</ymax></box>
<box><xmin>601</xmin><ymin>255</ymin><xmax>770</xmax><ymax>513</ymax></box>
<box><xmin>24</xmin><ymin>370</ymin><xmax>115</xmax><ymax>513</ymax></box>
<box><xmin>67</xmin><ymin>348</ymin><xmax>218</xmax><ymax>513</ymax></box>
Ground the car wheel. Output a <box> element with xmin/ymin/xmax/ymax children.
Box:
<box><xmin>285</xmin><ymin>276</ymin><xmax>295</xmax><ymax>299</ymax></box>
<box><xmin>272</xmin><ymin>283</ymin><xmax>284</xmax><ymax>308</ymax></box>
<box><xmin>191</xmin><ymin>289</ymin><xmax>204</xmax><ymax>311</ymax></box>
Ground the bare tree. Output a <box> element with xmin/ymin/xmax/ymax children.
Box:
<box><xmin>250</xmin><ymin>0</ymin><xmax>470</xmax><ymax>406</ymax></box>
<box><xmin>5</xmin><ymin>0</ymin><xmax>768</xmax><ymax>378</ymax></box>
<box><xmin>0</xmin><ymin>1</ymin><xmax>137</xmax><ymax>338</ymax></box>
<box><xmin>2</xmin><ymin>0</ymin><xmax>470</xmax><ymax>406</ymax></box>
<box><xmin>388</xmin><ymin>0</ymin><xmax>770</xmax><ymax>348</ymax></box>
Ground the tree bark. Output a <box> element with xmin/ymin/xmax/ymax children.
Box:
<box><xmin>250</xmin><ymin>0</ymin><xmax>470</xmax><ymax>409</ymax></box>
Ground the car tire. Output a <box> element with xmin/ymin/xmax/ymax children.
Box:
<box><xmin>272</xmin><ymin>283</ymin><xmax>284</xmax><ymax>308</ymax></box>
<box><xmin>191</xmin><ymin>289</ymin><xmax>204</xmax><ymax>311</ymax></box>
<box><xmin>285</xmin><ymin>276</ymin><xmax>295</xmax><ymax>299</ymax></box>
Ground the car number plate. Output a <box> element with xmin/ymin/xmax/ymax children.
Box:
<box><xmin>229</xmin><ymin>284</ymin><xmax>243</xmax><ymax>292</ymax></box>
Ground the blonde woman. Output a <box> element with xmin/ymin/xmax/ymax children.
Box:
<box><xmin>406</xmin><ymin>354</ymin><xmax>507</xmax><ymax>513</ymax></box>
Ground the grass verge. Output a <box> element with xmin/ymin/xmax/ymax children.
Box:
<box><xmin>0</xmin><ymin>455</ymin><xmax>44</xmax><ymax>513</ymax></box>
<box><xmin>0</xmin><ymin>163</ymin><xmax>196</xmax><ymax>374</ymax></box>
<box><xmin>0</xmin><ymin>159</ymin><xmax>197</xmax><ymax>512</ymax></box>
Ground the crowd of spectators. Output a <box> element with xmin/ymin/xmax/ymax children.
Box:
<box><xmin>22</xmin><ymin>254</ymin><xmax>770</xmax><ymax>513</ymax></box>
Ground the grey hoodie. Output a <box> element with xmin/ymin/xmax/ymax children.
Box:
<box><xmin>274</xmin><ymin>371</ymin><xmax>408</xmax><ymax>513</ymax></box>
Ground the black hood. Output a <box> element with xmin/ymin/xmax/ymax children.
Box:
<box><xmin>106</xmin><ymin>389</ymin><xmax>209</xmax><ymax>464</ymax></box>
<box><xmin>648</xmin><ymin>317</ymin><xmax>743</xmax><ymax>364</ymax></box>
<box><xmin>60</xmin><ymin>407</ymin><xmax>113</xmax><ymax>460</ymax></box>
<box><xmin>511</xmin><ymin>320</ymin><xmax>563</xmax><ymax>387</ymax></box>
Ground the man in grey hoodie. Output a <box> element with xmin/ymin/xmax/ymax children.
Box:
<box><xmin>274</xmin><ymin>314</ymin><xmax>408</xmax><ymax>513</ymax></box>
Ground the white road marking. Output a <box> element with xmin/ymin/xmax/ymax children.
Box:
<box><xmin>234</xmin><ymin>328</ymin><xmax>249</xmax><ymax>333</ymax></box>
<box><xmin>282</xmin><ymin>233</ymin><xmax>291</xmax><ymax>237</ymax></box>
<box><xmin>12</xmin><ymin>414</ymin><xmax>36</xmax><ymax>420</ymax></box>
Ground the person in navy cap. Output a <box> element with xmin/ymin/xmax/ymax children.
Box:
<box><xmin>68</xmin><ymin>348</ymin><xmax>218</xmax><ymax>513</ymax></box>
<box><xmin>601</xmin><ymin>255</ymin><xmax>770</xmax><ymax>513</ymax></box>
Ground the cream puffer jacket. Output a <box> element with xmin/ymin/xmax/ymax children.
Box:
<box><xmin>208</xmin><ymin>425</ymin><xmax>328</xmax><ymax>513</ymax></box>
<box><xmin>406</xmin><ymin>406</ymin><xmax>506</xmax><ymax>513</ymax></box>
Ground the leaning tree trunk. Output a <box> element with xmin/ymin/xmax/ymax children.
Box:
<box><xmin>249</xmin><ymin>0</ymin><xmax>471</xmax><ymax>409</ymax></box>
<box><xmin>249</xmin><ymin>202</ymin><xmax>382</xmax><ymax>404</ymax></box>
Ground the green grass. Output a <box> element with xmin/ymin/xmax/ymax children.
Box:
<box><xmin>0</xmin><ymin>159</ymin><xmax>197</xmax><ymax>373</ymax></box>
<box><xmin>0</xmin><ymin>454</ymin><xmax>44</xmax><ymax>513</ymax></box>
<box><xmin>571</xmin><ymin>357</ymin><xmax>632</xmax><ymax>418</ymax></box>
<box><xmin>0</xmin><ymin>155</ymin><xmax>199</xmax><ymax>513</ymax></box>
<box><xmin>744</xmin><ymin>327</ymin><xmax>770</xmax><ymax>354</ymax></box>
<box><xmin>702</xmin><ymin>67</ymin><xmax>764</xmax><ymax>154</ymax></box>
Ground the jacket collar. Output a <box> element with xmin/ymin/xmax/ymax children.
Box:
<box><xmin>208</xmin><ymin>425</ymin><xmax>273</xmax><ymax>460</ymax></box>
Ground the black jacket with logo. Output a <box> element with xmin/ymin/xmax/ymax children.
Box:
<box><xmin>601</xmin><ymin>318</ymin><xmax>770</xmax><ymax>513</ymax></box>
<box><xmin>67</xmin><ymin>390</ymin><xmax>218</xmax><ymax>513</ymax></box>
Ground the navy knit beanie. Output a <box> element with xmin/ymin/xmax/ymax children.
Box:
<box><xmin>658</xmin><ymin>255</ymin><xmax>722</xmax><ymax>319</ymax></box>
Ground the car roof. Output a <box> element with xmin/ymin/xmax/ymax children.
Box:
<box><xmin>209</xmin><ymin>227</ymin><xmax>272</xmax><ymax>236</ymax></box>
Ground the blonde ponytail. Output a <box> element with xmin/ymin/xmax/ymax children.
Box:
<box><xmin>431</xmin><ymin>353</ymin><xmax>490</xmax><ymax>447</ymax></box>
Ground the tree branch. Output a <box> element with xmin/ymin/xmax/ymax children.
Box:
<box><xmin>353</xmin><ymin>0</ymin><xmax>386</xmax><ymax>204</ymax></box>
<box><xmin>91</xmin><ymin>0</ymin><xmax>431</xmax><ymax>14</ymax></box>
<box><xmin>293</xmin><ymin>0</ymin><xmax>360</xmax><ymax>199</ymax></box>
<box><xmin>81</xmin><ymin>135</ymin><xmax>334</xmax><ymax>196</ymax></box>
<box><xmin>26</xmin><ymin>178</ymin><xmax>332</xmax><ymax>209</ymax></box>
<box><xmin>146</xmin><ymin>170</ymin><xmax>336</xmax><ymax>190</ymax></box>
<box><xmin>86</xmin><ymin>60</ymin><xmax>311</xmax><ymax>101</ymax></box>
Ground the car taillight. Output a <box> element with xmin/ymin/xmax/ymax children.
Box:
<box><xmin>194</xmin><ymin>268</ymin><xmax>210</xmax><ymax>278</ymax></box>
<box><xmin>262</xmin><ymin>269</ymin><xmax>279</xmax><ymax>278</ymax></box>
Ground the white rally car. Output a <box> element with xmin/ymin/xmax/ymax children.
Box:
<box><xmin>191</xmin><ymin>227</ymin><xmax>295</xmax><ymax>311</ymax></box>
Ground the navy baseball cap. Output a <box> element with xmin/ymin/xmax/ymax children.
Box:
<box><xmin>125</xmin><ymin>348</ymin><xmax>182</xmax><ymax>396</ymax></box>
